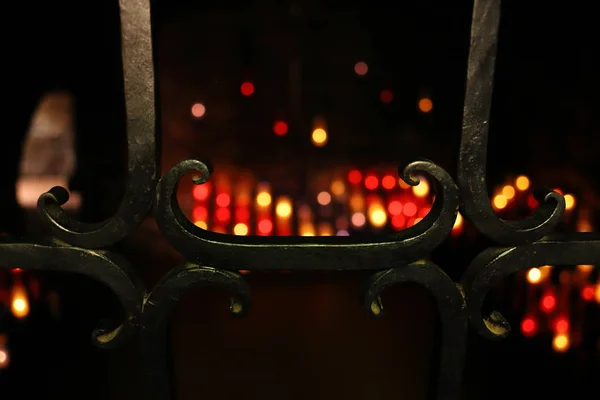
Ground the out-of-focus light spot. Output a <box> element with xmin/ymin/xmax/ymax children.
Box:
<box><xmin>297</xmin><ymin>204</ymin><xmax>312</xmax><ymax>220</ymax></box>
<box><xmin>234</xmin><ymin>223</ymin><xmax>249</xmax><ymax>236</ymax></box>
<box><xmin>380</xmin><ymin>89</ymin><xmax>393</xmax><ymax>104</ymax></box>
<box><xmin>527</xmin><ymin>193</ymin><xmax>538</xmax><ymax>209</ymax></box>
<box><xmin>256</xmin><ymin>191</ymin><xmax>272</xmax><ymax>207</ymax></box>
<box><xmin>521</xmin><ymin>317</ymin><xmax>537</xmax><ymax>337</ymax></box>
<box><xmin>216</xmin><ymin>193</ymin><xmax>231</xmax><ymax>208</ymax></box>
<box><xmin>336</xmin><ymin>229</ymin><xmax>349</xmax><ymax>236</ymax></box>
<box><xmin>258</xmin><ymin>219</ymin><xmax>273</xmax><ymax>235</ymax></box>
<box><xmin>418</xmin><ymin>98</ymin><xmax>433</xmax><ymax>113</ymax></box>
<box><xmin>354</xmin><ymin>61</ymin><xmax>368</xmax><ymax>76</ymax></box>
<box><xmin>552</xmin><ymin>334</ymin><xmax>570</xmax><ymax>353</ymax></box>
<box><xmin>493</xmin><ymin>195</ymin><xmax>508</xmax><ymax>210</ymax></box>
<box><xmin>595</xmin><ymin>284</ymin><xmax>600</xmax><ymax>303</ymax></box>
<box><xmin>382</xmin><ymin>175</ymin><xmax>396</xmax><ymax>190</ymax></box>
<box><xmin>577</xmin><ymin>264</ymin><xmax>594</xmax><ymax>274</ymax></box>
<box><xmin>553</xmin><ymin>188</ymin><xmax>564</xmax><ymax>195</ymax></box>
<box><xmin>192</xmin><ymin>206</ymin><xmax>208</xmax><ymax>222</ymax></box>
<box><xmin>336</xmin><ymin>216</ymin><xmax>348</xmax><ymax>230</ymax></box>
<box><xmin>193</xmin><ymin>184</ymin><xmax>210</xmax><ymax>201</ymax></box>
<box><xmin>391</xmin><ymin>214</ymin><xmax>406</xmax><ymax>229</ymax></box>
<box><xmin>11</xmin><ymin>285</ymin><xmax>29</xmax><ymax>319</ymax></box>
<box><xmin>564</xmin><ymin>194</ymin><xmax>576</xmax><ymax>210</ymax></box>
<box><xmin>351</xmin><ymin>212</ymin><xmax>366</xmax><ymax>228</ymax></box>
<box><xmin>275</xmin><ymin>198</ymin><xmax>292</xmax><ymax>218</ymax></box>
<box><xmin>273</xmin><ymin>121</ymin><xmax>288</xmax><ymax>136</ymax></box>
<box><xmin>453</xmin><ymin>212</ymin><xmax>463</xmax><ymax>230</ymax></box>
<box><xmin>312</xmin><ymin>128</ymin><xmax>328</xmax><ymax>147</ymax></box>
<box><xmin>348</xmin><ymin>170</ymin><xmax>362</xmax><ymax>185</ymax></box>
<box><xmin>235</xmin><ymin>207</ymin><xmax>250</xmax><ymax>222</ymax></box>
<box><xmin>364</xmin><ymin>175</ymin><xmax>379</xmax><ymax>190</ymax></box>
<box><xmin>240</xmin><ymin>81</ymin><xmax>254</xmax><ymax>96</ymax></box>
<box><xmin>398</xmin><ymin>179</ymin><xmax>411</xmax><ymax>189</ymax></box>
<box><xmin>318</xmin><ymin>223</ymin><xmax>334</xmax><ymax>236</ymax></box>
<box><xmin>349</xmin><ymin>194</ymin><xmax>364</xmax><ymax>211</ymax></box>
<box><xmin>554</xmin><ymin>317</ymin><xmax>569</xmax><ymax>334</ymax></box>
<box><xmin>0</xmin><ymin>349</ymin><xmax>8</xmax><ymax>368</ymax></box>
<box><xmin>300</xmin><ymin>223</ymin><xmax>315</xmax><ymax>236</ymax></box>
<box><xmin>194</xmin><ymin>220</ymin><xmax>208</xmax><ymax>230</ymax></box>
<box><xmin>403</xmin><ymin>202</ymin><xmax>417</xmax><ymax>217</ymax></box>
<box><xmin>368</xmin><ymin>206</ymin><xmax>387</xmax><ymax>228</ymax></box>
<box><xmin>191</xmin><ymin>103</ymin><xmax>206</xmax><ymax>118</ymax></box>
<box><xmin>317</xmin><ymin>191</ymin><xmax>331</xmax><ymax>206</ymax></box>
<box><xmin>541</xmin><ymin>294</ymin><xmax>556</xmax><ymax>313</ymax></box>
<box><xmin>215</xmin><ymin>208</ymin><xmax>231</xmax><ymax>222</ymax></box>
<box><xmin>515</xmin><ymin>175</ymin><xmax>530</xmax><ymax>191</ymax></box>
<box><xmin>412</xmin><ymin>179</ymin><xmax>429</xmax><ymax>197</ymax></box>
<box><xmin>581</xmin><ymin>285</ymin><xmax>595</xmax><ymax>301</ymax></box>
<box><xmin>502</xmin><ymin>185</ymin><xmax>515</xmax><ymax>200</ymax></box>
<box><xmin>527</xmin><ymin>268</ymin><xmax>542</xmax><ymax>284</ymax></box>
<box><xmin>11</xmin><ymin>268</ymin><xmax>22</xmax><ymax>274</ymax></box>
<box><xmin>330</xmin><ymin>180</ymin><xmax>345</xmax><ymax>196</ymax></box>
<box><xmin>419</xmin><ymin>207</ymin><xmax>431</xmax><ymax>218</ymax></box>
<box><xmin>388</xmin><ymin>200</ymin><xmax>403</xmax><ymax>215</ymax></box>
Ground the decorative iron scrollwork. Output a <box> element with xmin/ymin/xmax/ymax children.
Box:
<box><xmin>37</xmin><ymin>0</ymin><xmax>156</xmax><ymax>249</ymax></box>
<box><xmin>140</xmin><ymin>264</ymin><xmax>251</xmax><ymax>400</ymax></box>
<box><xmin>155</xmin><ymin>158</ymin><xmax>459</xmax><ymax>270</ymax></box>
<box><xmin>458</xmin><ymin>0</ymin><xmax>565</xmax><ymax>245</ymax></box>
<box><xmin>0</xmin><ymin>237</ymin><xmax>145</xmax><ymax>348</ymax></box>
<box><xmin>364</xmin><ymin>261</ymin><xmax>467</xmax><ymax>400</ymax></box>
<box><xmin>461</xmin><ymin>233</ymin><xmax>600</xmax><ymax>340</ymax></box>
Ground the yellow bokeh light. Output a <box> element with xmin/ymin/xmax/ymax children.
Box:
<box><xmin>300</xmin><ymin>223</ymin><xmax>315</xmax><ymax>236</ymax></box>
<box><xmin>233</xmin><ymin>223</ymin><xmax>249</xmax><ymax>236</ymax></box>
<box><xmin>318</xmin><ymin>223</ymin><xmax>334</xmax><ymax>236</ymax></box>
<box><xmin>453</xmin><ymin>212</ymin><xmax>463</xmax><ymax>230</ymax></box>
<box><xmin>502</xmin><ymin>185</ymin><xmax>516</xmax><ymax>200</ymax></box>
<box><xmin>275</xmin><ymin>198</ymin><xmax>292</xmax><ymax>218</ymax></box>
<box><xmin>256</xmin><ymin>192</ymin><xmax>272</xmax><ymax>207</ymax></box>
<box><xmin>311</xmin><ymin>128</ymin><xmax>328</xmax><ymax>147</ymax></box>
<box><xmin>194</xmin><ymin>220</ymin><xmax>208</xmax><ymax>230</ymax></box>
<box><xmin>515</xmin><ymin>175</ymin><xmax>530</xmax><ymax>191</ymax></box>
<box><xmin>368</xmin><ymin>207</ymin><xmax>387</xmax><ymax>228</ymax></box>
<box><xmin>564</xmin><ymin>194</ymin><xmax>576</xmax><ymax>210</ymax></box>
<box><xmin>418</xmin><ymin>98</ymin><xmax>433</xmax><ymax>113</ymax></box>
<box><xmin>493</xmin><ymin>195</ymin><xmax>508</xmax><ymax>209</ymax></box>
<box><xmin>330</xmin><ymin>180</ymin><xmax>345</xmax><ymax>196</ymax></box>
<box><xmin>526</xmin><ymin>268</ymin><xmax>542</xmax><ymax>284</ymax></box>
<box><xmin>349</xmin><ymin>194</ymin><xmax>364</xmax><ymax>212</ymax></box>
<box><xmin>412</xmin><ymin>179</ymin><xmax>430</xmax><ymax>197</ymax></box>
<box><xmin>11</xmin><ymin>286</ymin><xmax>29</xmax><ymax>319</ymax></box>
<box><xmin>595</xmin><ymin>284</ymin><xmax>600</xmax><ymax>303</ymax></box>
<box><xmin>552</xmin><ymin>334</ymin><xmax>570</xmax><ymax>352</ymax></box>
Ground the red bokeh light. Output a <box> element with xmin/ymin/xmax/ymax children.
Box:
<box><xmin>216</xmin><ymin>193</ymin><xmax>231</xmax><ymax>208</ymax></box>
<box><xmin>364</xmin><ymin>175</ymin><xmax>379</xmax><ymax>190</ymax></box>
<box><xmin>273</xmin><ymin>121</ymin><xmax>288</xmax><ymax>136</ymax></box>
<box><xmin>192</xmin><ymin>206</ymin><xmax>208</xmax><ymax>222</ymax></box>
<box><xmin>380</xmin><ymin>89</ymin><xmax>394</xmax><ymax>104</ymax></box>
<box><xmin>541</xmin><ymin>294</ymin><xmax>556</xmax><ymax>312</ymax></box>
<box><xmin>382</xmin><ymin>175</ymin><xmax>396</xmax><ymax>190</ymax></box>
<box><xmin>527</xmin><ymin>193</ymin><xmax>538</xmax><ymax>209</ymax></box>
<box><xmin>388</xmin><ymin>200</ymin><xmax>403</xmax><ymax>215</ymax></box>
<box><xmin>391</xmin><ymin>214</ymin><xmax>406</xmax><ymax>229</ymax></box>
<box><xmin>241</xmin><ymin>81</ymin><xmax>254</xmax><ymax>96</ymax></box>
<box><xmin>554</xmin><ymin>317</ymin><xmax>569</xmax><ymax>334</ymax></box>
<box><xmin>521</xmin><ymin>317</ymin><xmax>536</xmax><ymax>337</ymax></box>
<box><xmin>348</xmin><ymin>170</ymin><xmax>362</xmax><ymax>185</ymax></box>
<box><xmin>235</xmin><ymin>207</ymin><xmax>250</xmax><ymax>222</ymax></box>
<box><xmin>215</xmin><ymin>208</ymin><xmax>231</xmax><ymax>222</ymax></box>
<box><xmin>403</xmin><ymin>202</ymin><xmax>417</xmax><ymax>217</ymax></box>
<box><xmin>582</xmin><ymin>285</ymin><xmax>595</xmax><ymax>301</ymax></box>
<box><xmin>193</xmin><ymin>184</ymin><xmax>210</xmax><ymax>201</ymax></box>
<box><xmin>258</xmin><ymin>219</ymin><xmax>273</xmax><ymax>235</ymax></box>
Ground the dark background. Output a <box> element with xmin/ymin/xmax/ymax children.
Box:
<box><xmin>0</xmin><ymin>1</ymin><xmax>599</xmax><ymax>399</ymax></box>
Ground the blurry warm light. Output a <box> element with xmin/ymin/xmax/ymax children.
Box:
<box><xmin>552</xmin><ymin>334</ymin><xmax>570</xmax><ymax>353</ymax></box>
<box><xmin>398</xmin><ymin>178</ymin><xmax>411</xmax><ymax>189</ymax></box>
<box><xmin>317</xmin><ymin>191</ymin><xmax>332</xmax><ymax>206</ymax></box>
<box><xmin>388</xmin><ymin>200</ymin><xmax>402</xmax><ymax>215</ymax></box>
<box><xmin>273</xmin><ymin>121</ymin><xmax>288</xmax><ymax>136</ymax></box>
<box><xmin>192</xmin><ymin>206</ymin><xmax>208</xmax><ymax>222</ymax></box>
<box><xmin>300</xmin><ymin>223</ymin><xmax>315</xmax><ymax>236</ymax></box>
<box><xmin>403</xmin><ymin>202</ymin><xmax>417</xmax><ymax>217</ymax></box>
<box><xmin>527</xmin><ymin>268</ymin><xmax>542</xmax><ymax>284</ymax></box>
<box><xmin>215</xmin><ymin>208</ymin><xmax>231</xmax><ymax>222</ymax></box>
<box><xmin>11</xmin><ymin>284</ymin><xmax>29</xmax><ymax>319</ymax></box>
<box><xmin>336</xmin><ymin>229</ymin><xmax>349</xmax><ymax>236</ymax></box>
<box><xmin>515</xmin><ymin>175</ymin><xmax>530</xmax><ymax>191</ymax></box>
<box><xmin>240</xmin><ymin>81</ymin><xmax>255</xmax><ymax>96</ymax></box>
<box><xmin>257</xmin><ymin>219</ymin><xmax>273</xmax><ymax>235</ymax></box>
<box><xmin>191</xmin><ymin>103</ymin><xmax>206</xmax><ymax>118</ymax></box>
<box><xmin>193</xmin><ymin>184</ymin><xmax>210</xmax><ymax>201</ymax></box>
<box><xmin>318</xmin><ymin>223</ymin><xmax>334</xmax><ymax>236</ymax></box>
<box><xmin>581</xmin><ymin>285</ymin><xmax>595</xmax><ymax>301</ymax></box>
<box><xmin>275</xmin><ymin>198</ymin><xmax>293</xmax><ymax>218</ymax></box>
<box><xmin>418</xmin><ymin>98</ymin><xmax>433</xmax><ymax>113</ymax></box>
<box><xmin>381</xmin><ymin>175</ymin><xmax>396</xmax><ymax>190</ymax></box>
<box><xmin>521</xmin><ymin>317</ymin><xmax>537</xmax><ymax>337</ymax></box>
<box><xmin>235</xmin><ymin>207</ymin><xmax>250</xmax><ymax>222</ymax></box>
<box><xmin>539</xmin><ymin>265</ymin><xmax>552</xmax><ymax>280</ymax></box>
<box><xmin>502</xmin><ymin>185</ymin><xmax>516</xmax><ymax>200</ymax></box>
<box><xmin>412</xmin><ymin>179</ymin><xmax>429</xmax><ymax>197</ymax></box>
<box><xmin>348</xmin><ymin>170</ymin><xmax>362</xmax><ymax>185</ymax></box>
<box><xmin>595</xmin><ymin>284</ymin><xmax>600</xmax><ymax>303</ymax></box>
<box><xmin>380</xmin><ymin>89</ymin><xmax>393</xmax><ymax>104</ymax></box>
<box><xmin>493</xmin><ymin>195</ymin><xmax>508</xmax><ymax>209</ymax></box>
<box><xmin>354</xmin><ymin>61</ymin><xmax>368</xmax><ymax>76</ymax></box>
<box><xmin>554</xmin><ymin>317</ymin><xmax>569</xmax><ymax>334</ymax></box>
<box><xmin>364</xmin><ymin>175</ymin><xmax>379</xmax><ymax>190</ymax></box>
<box><xmin>330</xmin><ymin>180</ymin><xmax>345</xmax><ymax>196</ymax></box>
<box><xmin>312</xmin><ymin>128</ymin><xmax>328</xmax><ymax>146</ymax></box>
<box><xmin>351</xmin><ymin>212</ymin><xmax>366</xmax><ymax>228</ymax></box>
<box><xmin>349</xmin><ymin>194</ymin><xmax>364</xmax><ymax>211</ymax></box>
<box><xmin>256</xmin><ymin>192</ymin><xmax>272</xmax><ymax>207</ymax></box>
<box><xmin>0</xmin><ymin>348</ymin><xmax>8</xmax><ymax>369</ymax></box>
<box><xmin>564</xmin><ymin>194</ymin><xmax>576</xmax><ymax>210</ymax></box>
<box><xmin>233</xmin><ymin>223</ymin><xmax>249</xmax><ymax>236</ymax></box>
<box><xmin>453</xmin><ymin>212</ymin><xmax>463</xmax><ymax>231</ymax></box>
<box><xmin>541</xmin><ymin>293</ymin><xmax>556</xmax><ymax>313</ymax></box>
<box><xmin>368</xmin><ymin>206</ymin><xmax>387</xmax><ymax>228</ymax></box>
<box><xmin>391</xmin><ymin>214</ymin><xmax>406</xmax><ymax>229</ymax></box>
<box><xmin>215</xmin><ymin>193</ymin><xmax>231</xmax><ymax>208</ymax></box>
<box><xmin>194</xmin><ymin>220</ymin><xmax>208</xmax><ymax>230</ymax></box>
<box><xmin>577</xmin><ymin>264</ymin><xmax>594</xmax><ymax>274</ymax></box>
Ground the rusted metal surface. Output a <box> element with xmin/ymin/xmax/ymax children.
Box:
<box><xmin>1</xmin><ymin>0</ymin><xmax>597</xmax><ymax>399</ymax></box>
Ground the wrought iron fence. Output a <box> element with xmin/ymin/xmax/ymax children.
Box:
<box><xmin>1</xmin><ymin>0</ymin><xmax>599</xmax><ymax>399</ymax></box>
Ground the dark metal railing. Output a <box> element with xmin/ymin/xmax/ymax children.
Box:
<box><xmin>1</xmin><ymin>0</ymin><xmax>598</xmax><ymax>399</ymax></box>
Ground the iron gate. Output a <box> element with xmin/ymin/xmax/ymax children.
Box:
<box><xmin>2</xmin><ymin>0</ymin><xmax>598</xmax><ymax>399</ymax></box>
